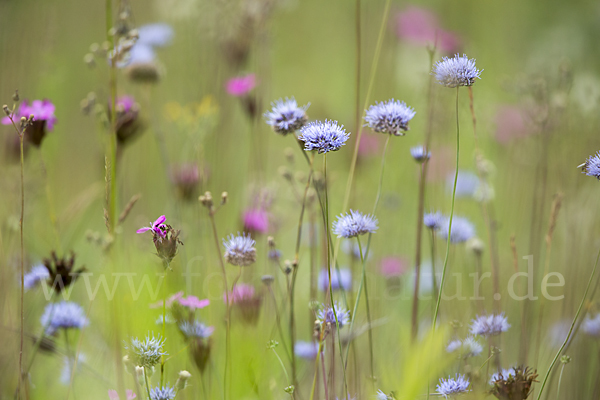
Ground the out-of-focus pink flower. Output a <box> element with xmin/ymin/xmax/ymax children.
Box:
<box><xmin>2</xmin><ymin>99</ymin><xmax>58</xmax><ymax>131</ymax></box>
<box><xmin>426</xmin><ymin>147</ymin><xmax>452</xmax><ymax>182</ymax></box>
<box><xmin>149</xmin><ymin>291</ymin><xmax>183</xmax><ymax>308</ymax></box>
<box><xmin>224</xmin><ymin>284</ymin><xmax>256</xmax><ymax>304</ymax></box>
<box><xmin>243</xmin><ymin>209</ymin><xmax>269</xmax><ymax>234</ymax></box>
<box><xmin>380</xmin><ymin>256</ymin><xmax>408</xmax><ymax>277</ymax></box>
<box><xmin>226</xmin><ymin>74</ymin><xmax>256</xmax><ymax>96</ymax></box>
<box><xmin>116</xmin><ymin>96</ymin><xmax>136</xmax><ymax>113</ymax></box>
<box><xmin>395</xmin><ymin>6</ymin><xmax>459</xmax><ymax>53</ymax></box>
<box><xmin>494</xmin><ymin>105</ymin><xmax>534</xmax><ymax>145</ymax></box>
<box><xmin>179</xmin><ymin>295</ymin><xmax>210</xmax><ymax>310</ymax></box>
<box><xmin>357</xmin><ymin>134</ymin><xmax>383</xmax><ymax>158</ymax></box>
<box><xmin>108</xmin><ymin>389</ymin><xmax>136</xmax><ymax>400</ymax></box>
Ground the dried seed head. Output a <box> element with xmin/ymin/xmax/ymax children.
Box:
<box><xmin>12</xmin><ymin>90</ymin><xmax>19</xmax><ymax>102</ymax></box>
<box><xmin>3</xmin><ymin>105</ymin><xmax>10</xmax><ymax>116</ymax></box>
<box><xmin>221</xmin><ymin>191</ymin><xmax>228</xmax><ymax>205</ymax></box>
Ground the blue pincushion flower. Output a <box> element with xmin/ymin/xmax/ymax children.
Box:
<box><xmin>581</xmin><ymin>152</ymin><xmax>600</xmax><ymax>179</ymax></box>
<box><xmin>446</xmin><ymin>336</ymin><xmax>483</xmax><ymax>358</ymax></box>
<box><xmin>364</xmin><ymin>99</ymin><xmax>416</xmax><ymax>136</ymax></box>
<box><xmin>264</xmin><ymin>98</ymin><xmax>310</xmax><ymax>135</ymax></box>
<box><xmin>332</xmin><ymin>210</ymin><xmax>378</xmax><ymax>238</ymax></box>
<box><xmin>294</xmin><ymin>341</ymin><xmax>318</xmax><ymax>359</ymax></box>
<box><xmin>149</xmin><ymin>385</ymin><xmax>176</xmax><ymax>400</ymax></box>
<box><xmin>424</xmin><ymin>211</ymin><xmax>443</xmax><ymax>230</ymax></box>
<box><xmin>436</xmin><ymin>374</ymin><xmax>470</xmax><ymax>397</ymax></box>
<box><xmin>582</xmin><ymin>313</ymin><xmax>600</xmax><ymax>337</ymax></box>
<box><xmin>438</xmin><ymin>216</ymin><xmax>475</xmax><ymax>243</ymax></box>
<box><xmin>410</xmin><ymin>145</ymin><xmax>430</xmax><ymax>162</ymax></box>
<box><xmin>24</xmin><ymin>264</ymin><xmax>50</xmax><ymax>290</ymax></box>
<box><xmin>298</xmin><ymin>120</ymin><xmax>350</xmax><ymax>154</ymax></box>
<box><xmin>126</xmin><ymin>333</ymin><xmax>167</xmax><ymax>368</ymax></box>
<box><xmin>179</xmin><ymin>320</ymin><xmax>214</xmax><ymax>339</ymax></box>
<box><xmin>433</xmin><ymin>54</ymin><xmax>482</xmax><ymax>88</ymax></box>
<box><xmin>470</xmin><ymin>313</ymin><xmax>510</xmax><ymax>337</ymax></box>
<box><xmin>40</xmin><ymin>301</ymin><xmax>89</xmax><ymax>335</ymax></box>
<box><xmin>223</xmin><ymin>232</ymin><xmax>257</xmax><ymax>267</ymax></box>
<box><xmin>316</xmin><ymin>302</ymin><xmax>350</xmax><ymax>328</ymax></box>
<box><xmin>489</xmin><ymin>368</ymin><xmax>516</xmax><ymax>385</ymax></box>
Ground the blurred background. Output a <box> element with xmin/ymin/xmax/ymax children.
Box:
<box><xmin>2</xmin><ymin>0</ymin><xmax>600</xmax><ymax>399</ymax></box>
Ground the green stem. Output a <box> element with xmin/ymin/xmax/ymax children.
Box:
<box><xmin>160</xmin><ymin>269</ymin><xmax>168</xmax><ymax>387</ymax></box>
<box><xmin>143</xmin><ymin>367</ymin><xmax>152</xmax><ymax>399</ymax></box>
<box><xmin>309</xmin><ymin>334</ymin><xmax>324</xmax><ymax>400</ymax></box>
<box><xmin>556</xmin><ymin>362</ymin><xmax>566</xmax><ymax>400</ymax></box>
<box><xmin>356</xmin><ymin>237</ymin><xmax>375</xmax><ymax>385</ymax></box>
<box><xmin>536</xmin><ymin>247</ymin><xmax>600</xmax><ymax>400</ymax></box>
<box><xmin>432</xmin><ymin>86</ymin><xmax>461</xmax><ymax>331</ymax></box>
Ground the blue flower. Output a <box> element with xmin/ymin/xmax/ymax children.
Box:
<box><xmin>149</xmin><ymin>385</ymin><xmax>176</xmax><ymax>400</ymax></box>
<box><xmin>137</xmin><ymin>24</ymin><xmax>174</xmax><ymax>48</ymax></box>
<box><xmin>438</xmin><ymin>216</ymin><xmax>475</xmax><ymax>243</ymax></box>
<box><xmin>223</xmin><ymin>232</ymin><xmax>257</xmax><ymax>267</ymax></box>
<box><xmin>179</xmin><ymin>320</ymin><xmax>214</xmax><ymax>339</ymax></box>
<box><xmin>446</xmin><ymin>336</ymin><xmax>483</xmax><ymax>358</ymax></box>
<box><xmin>489</xmin><ymin>368</ymin><xmax>516</xmax><ymax>385</ymax></box>
<box><xmin>40</xmin><ymin>301</ymin><xmax>89</xmax><ymax>335</ymax></box>
<box><xmin>126</xmin><ymin>333</ymin><xmax>167</xmax><ymax>368</ymax></box>
<box><xmin>318</xmin><ymin>268</ymin><xmax>352</xmax><ymax>292</ymax></box>
<box><xmin>470</xmin><ymin>313</ymin><xmax>510</xmax><ymax>337</ymax></box>
<box><xmin>332</xmin><ymin>210</ymin><xmax>378</xmax><ymax>238</ymax></box>
<box><xmin>433</xmin><ymin>54</ymin><xmax>482</xmax><ymax>88</ymax></box>
<box><xmin>24</xmin><ymin>264</ymin><xmax>50</xmax><ymax>290</ymax></box>
<box><xmin>376</xmin><ymin>390</ymin><xmax>389</xmax><ymax>400</ymax></box>
<box><xmin>582</xmin><ymin>313</ymin><xmax>600</xmax><ymax>337</ymax></box>
<box><xmin>264</xmin><ymin>98</ymin><xmax>310</xmax><ymax>135</ymax></box>
<box><xmin>299</xmin><ymin>120</ymin><xmax>350</xmax><ymax>154</ymax></box>
<box><xmin>410</xmin><ymin>145</ymin><xmax>430</xmax><ymax>163</ymax></box>
<box><xmin>582</xmin><ymin>152</ymin><xmax>600</xmax><ymax>179</ymax></box>
<box><xmin>436</xmin><ymin>374</ymin><xmax>470</xmax><ymax>397</ymax></box>
<box><xmin>364</xmin><ymin>99</ymin><xmax>416</xmax><ymax>136</ymax></box>
<box><xmin>423</xmin><ymin>211</ymin><xmax>443</xmax><ymax>230</ymax></box>
<box><xmin>294</xmin><ymin>341</ymin><xmax>318</xmax><ymax>359</ymax></box>
<box><xmin>446</xmin><ymin>170</ymin><xmax>480</xmax><ymax>198</ymax></box>
<box><xmin>316</xmin><ymin>302</ymin><xmax>350</xmax><ymax>328</ymax></box>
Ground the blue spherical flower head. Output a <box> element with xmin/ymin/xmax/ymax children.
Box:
<box><xmin>223</xmin><ymin>232</ymin><xmax>256</xmax><ymax>267</ymax></box>
<box><xmin>126</xmin><ymin>333</ymin><xmax>167</xmax><ymax>368</ymax></box>
<box><xmin>316</xmin><ymin>302</ymin><xmax>350</xmax><ymax>328</ymax></box>
<box><xmin>489</xmin><ymin>368</ymin><xmax>516</xmax><ymax>385</ymax></box>
<box><xmin>150</xmin><ymin>385</ymin><xmax>176</xmax><ymax>400</ymax></box>
<box><xmin>436</xmin><ymin>374</ymin><xmax>470</xmax><ymax>398</ymax></box>
<box><xmin>433</xmin><ymin>54</ymin><xmax>482</xmax><ymax>88</ymax></box>
<box><xmin>365</xmin><ymin>99</ymin><xmax>416</xmax><ymax>136</ymax></box>
<box><xmin>40</xmin><ymin>301</ymin><xmax>89</xmax><ymax>335</ymax></box>
<box><xmin>294</xmin><ymin>341</ymin><xmax>318</xmax><ymax>359</ymax></box>
<box><xmin>581</xmin><ymin>152</ymin><xmax>600</xmax><ymax>179</ymax></box>
<box><xmin>179</xmin><ymin>320</ymin><xmax>214</xmax><ymax>339</ymax></box>
<box><xmin>299</xmin><ymin>120</ymin><xmax>350</xmax><ymax>154</ymax></box>
<box><xmin>447</xmin><ymin>336</ymin><xmax>483</xmax><ymax>358</ymax></box>
<box><xmin>424</xmin><ymin>211</ymin><xmax>443</xmax><ymax>230</ymax></box>
<box><xmin>332</xmin><ymin>210</ymin><xmax>378</xmax><ymax>238</ymax></box>
<box><xmin>438</xmin><ymin>216</ymin><xmax>475</xmax><ymax>243</ymax></box>
<box><xmin>410</xmin><ymin>145</ymin><xmax>430</xmax><ymax>163</ymax></box>
<box><xmin>264</xmin><ymin>98</ymin><xmax>310</xmax><ymax>135</ymax></box>
<box><xmin>24</xmin><ymin>264</ymin><xmax>50</xmax><ymax>290</ymax></box>
<box><xmin>470</xmin><ymin>313</ymin><xmax>510</xmax><ymax>337</ymax></box>
<box><xmin>582</xmin><ymin>313</ymin><xmax>600</xmax><ymax>337</ymax></box>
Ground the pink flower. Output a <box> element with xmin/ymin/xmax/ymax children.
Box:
<box><xmin>395</xmin><ymin>6</ymin><xmax>459</xmax><ymax>53</ymax></box>
<box><xmin>243</xmin><ymin>209</ymin><xmax>269</xmax><ymax>234</ymax></box>
<box><xmin>226</xmin><ymin>74</ymin><xmax>256</xmax><ymax>96</ymax></box>
<box><xmin>380</xmin><ymin>256</ymin><xmax>408</xmax><ymax>277</ymax></box>
<box><xmin>357</xmin><ymin>134</ymin><xmax>384</xmax><ymax>158</ymax></box>
<box><xmin>149</xmin><ymin>291</ymin><xmax>183</xmax><ymax>309</ymax></box>
<box><xmin>224</xmin><ymin>284</ymin><xmax>256</xmax><ymax>304</ymax></box>
<box><xmin>179</xmin><ymin>295</ymin><xmax>210</xmax><ymax>310</ymax></box>
<box><xmin>137</xmin><ymin>215</ymin><xmax>167</xmax><ymax>238</ymax></box>
<box><xmin>116</xmin><ymin>96</ymin><xmax>136</xmax><ymax>113</ymax></box>
<box><xmin>2</xmin><ymin>99</ymin><xmax>58</xmax><ymax>131</ymax></box>
<box><xmin>494</xmin><ymin>105</ymin><xmax>534</xmax><ymax>145</ymax></box>
<box><xmin>108</xmin><ymin>389</ymin><xmax>136</xmax><ymax>400</ymax></box>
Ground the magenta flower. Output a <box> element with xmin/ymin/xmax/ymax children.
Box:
<box><xmin>380</xmin><ymin>256</ymin><xmax>408</xmax><ymax>277</ymax></box>
<box><xmin>2</xmin><ymin>99</ymin><xmax>58</xmax><ymax>131</ymax></box>
<box><xmin>116</xmin><ymin>96</ymin><xmax>136</xmax><ymax>113</ymax></box>
<box><xmin>149</xmin><ymin>291</ymin><xmax>184</xmax><ymax>309</ymax></box>
<box><xmin>108</xmin><ymin>389</ymin><xmax>137</xmax><ymax>400</ymax></box>
<box><xmin>243</xmin><ymin>209</ymin><xmax>269</xmax><ymax>234</ymax></box>
<box><xmin>226</xmin><ymin>74</ymin><xmax>256</xmax><ymax>96</ymax></box>
<box><xmin>395</xmin><ymin>6</ymin><xmax>459</xmax><ymax>53</ymax></box>
<box><xmin>224</xmin><ymin>284</ymin><xmax>256</xmax><ymax>305</ymax></box>
<box><xmin>179</xmin><ymin>295</ymin><xmax>210</xmax><ymax>310</ymax></box>
<box><xmin>137</xmin><ymin>215</ymin><xmax>167</xmax><ymax>238</ymax></box>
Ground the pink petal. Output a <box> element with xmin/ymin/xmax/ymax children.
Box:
<box><xmin>108</xmin><ymin>390</ymin><xmax>120</xmax><ymax>400</ymax></box>
<box><xmin>179</xmin><ymin>295</ymin><xmax>210</xmax><ymax>310</ymax></box>
<box><xmin>1</xmin><ymin>116</ymin><xmax>11</xmax><ymax>125</ymax></box>
<box><xmin>126</xmin><ymin>390</ymin><xmax>137</xmax><ymax>400</ymax></box>
<box><xmin>136</xmin><ymin>227</ymin><xmax>151</xmax><ymax>233</ymax></box>
<box><xmin>153</xmin><ymin>215</ymin><xmax>166</xmax><ymax>227</ymax></box>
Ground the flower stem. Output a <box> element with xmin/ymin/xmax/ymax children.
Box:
<box><xmin>18</xmin><ymin>129</ymin><xmax>25</xmax><ymax>400</ymax></box>
<box><xmin>143</xmin><ymin>367</ymin><xmax>152</xmax><ymax>399</ymax></box>
<box><xmin>433</xmin><ymin>86</ymin><xmax>461</xmax><ymax>331</ymax></box>
<box><xmin>355</xmin><ymin>237</ymin><xmax>375</xmax><ymax>386</ymax></box>
<box><xmin>536</xmin><ymin>247</ymin><xmax>600</xmax><ymax>400</ymax></box>
<box><xmin>309</xmin><ymin>332</ymin><xmax>325</xmax><ymax>400</ymax></box>
<box><xmin>208</xmin><ymin>212</ymin><xmax>229</xmax><ymax>400</ymax></box>
<box><xmin>160</xmin><ymin>268</ymin><xmax>168</xmax><ymax>387</ymax></box>
<box><xmin>556</xmin><ymin>361</ymin><xmax>567</xmax><ymax>400</ymax></box>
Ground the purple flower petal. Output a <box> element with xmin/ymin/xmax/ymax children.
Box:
<box><xmin>136</xmin><ymin>227</ymin><xmax>151</xmax><ymax>233</ymax></box>
<box><xmin>153</xmin><ymin>215</ymin><xmax>166</xmax><ymax>227</ymax></box>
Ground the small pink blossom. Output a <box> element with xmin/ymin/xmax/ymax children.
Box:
<box><xmin>395</xmin><ymin>6</ymin><xmax>459</xmax><ymax>53</ymax></box>
<box><xmin>494</xmin><ymin>105</ymin><xmax>534</xmax><ymax>145</ymax></box>
<box><xmin>380</xmin><ymin>256</ymin><xmax>408</xmax><ymax>277</ymax></box>
<box><xmin>243</xmin><ymin>209</ymin><xmax>269</xmax><ymax>234</ymax></box>
<box><xmin>179</xmin><ymin>295</ymin><xmax>210</xmax><ymax>310</ymax></box>
<box><xmin>116</xmin><ymin>96</ymin><xmax>136</xmax><ymax>113</ymax></box>
<box><xmin>108</xmin><ymin>389</ymin><xmax>136</xmax><ymax>400</ymax></box>
<box><xmin>226</xmin><ymin>74</ymin><xmax>256</xmax><ymax>96</ymax></box>
<box><xmin>2</xmin><ymin>99</ymin><xmax>58</xmax><ymax>131</ymax></box>
<box><xmin>149</xmin><ymin>291</ymin><xmax>183</xmax><ymax>309</ymax></box>
<box><xmin>137</xmin><ymin>215</ymin><xmax>167</xmax><ymax>237</ymax></box>
<box><xmin>357</xmin><ymin>134</ymin><xmax>384</xmax><ymax>158</ymax></box>
<box><xmin>224</xmin><ymin>284</ymin><xmax>256</xmax><ymax>304</ymax></box>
